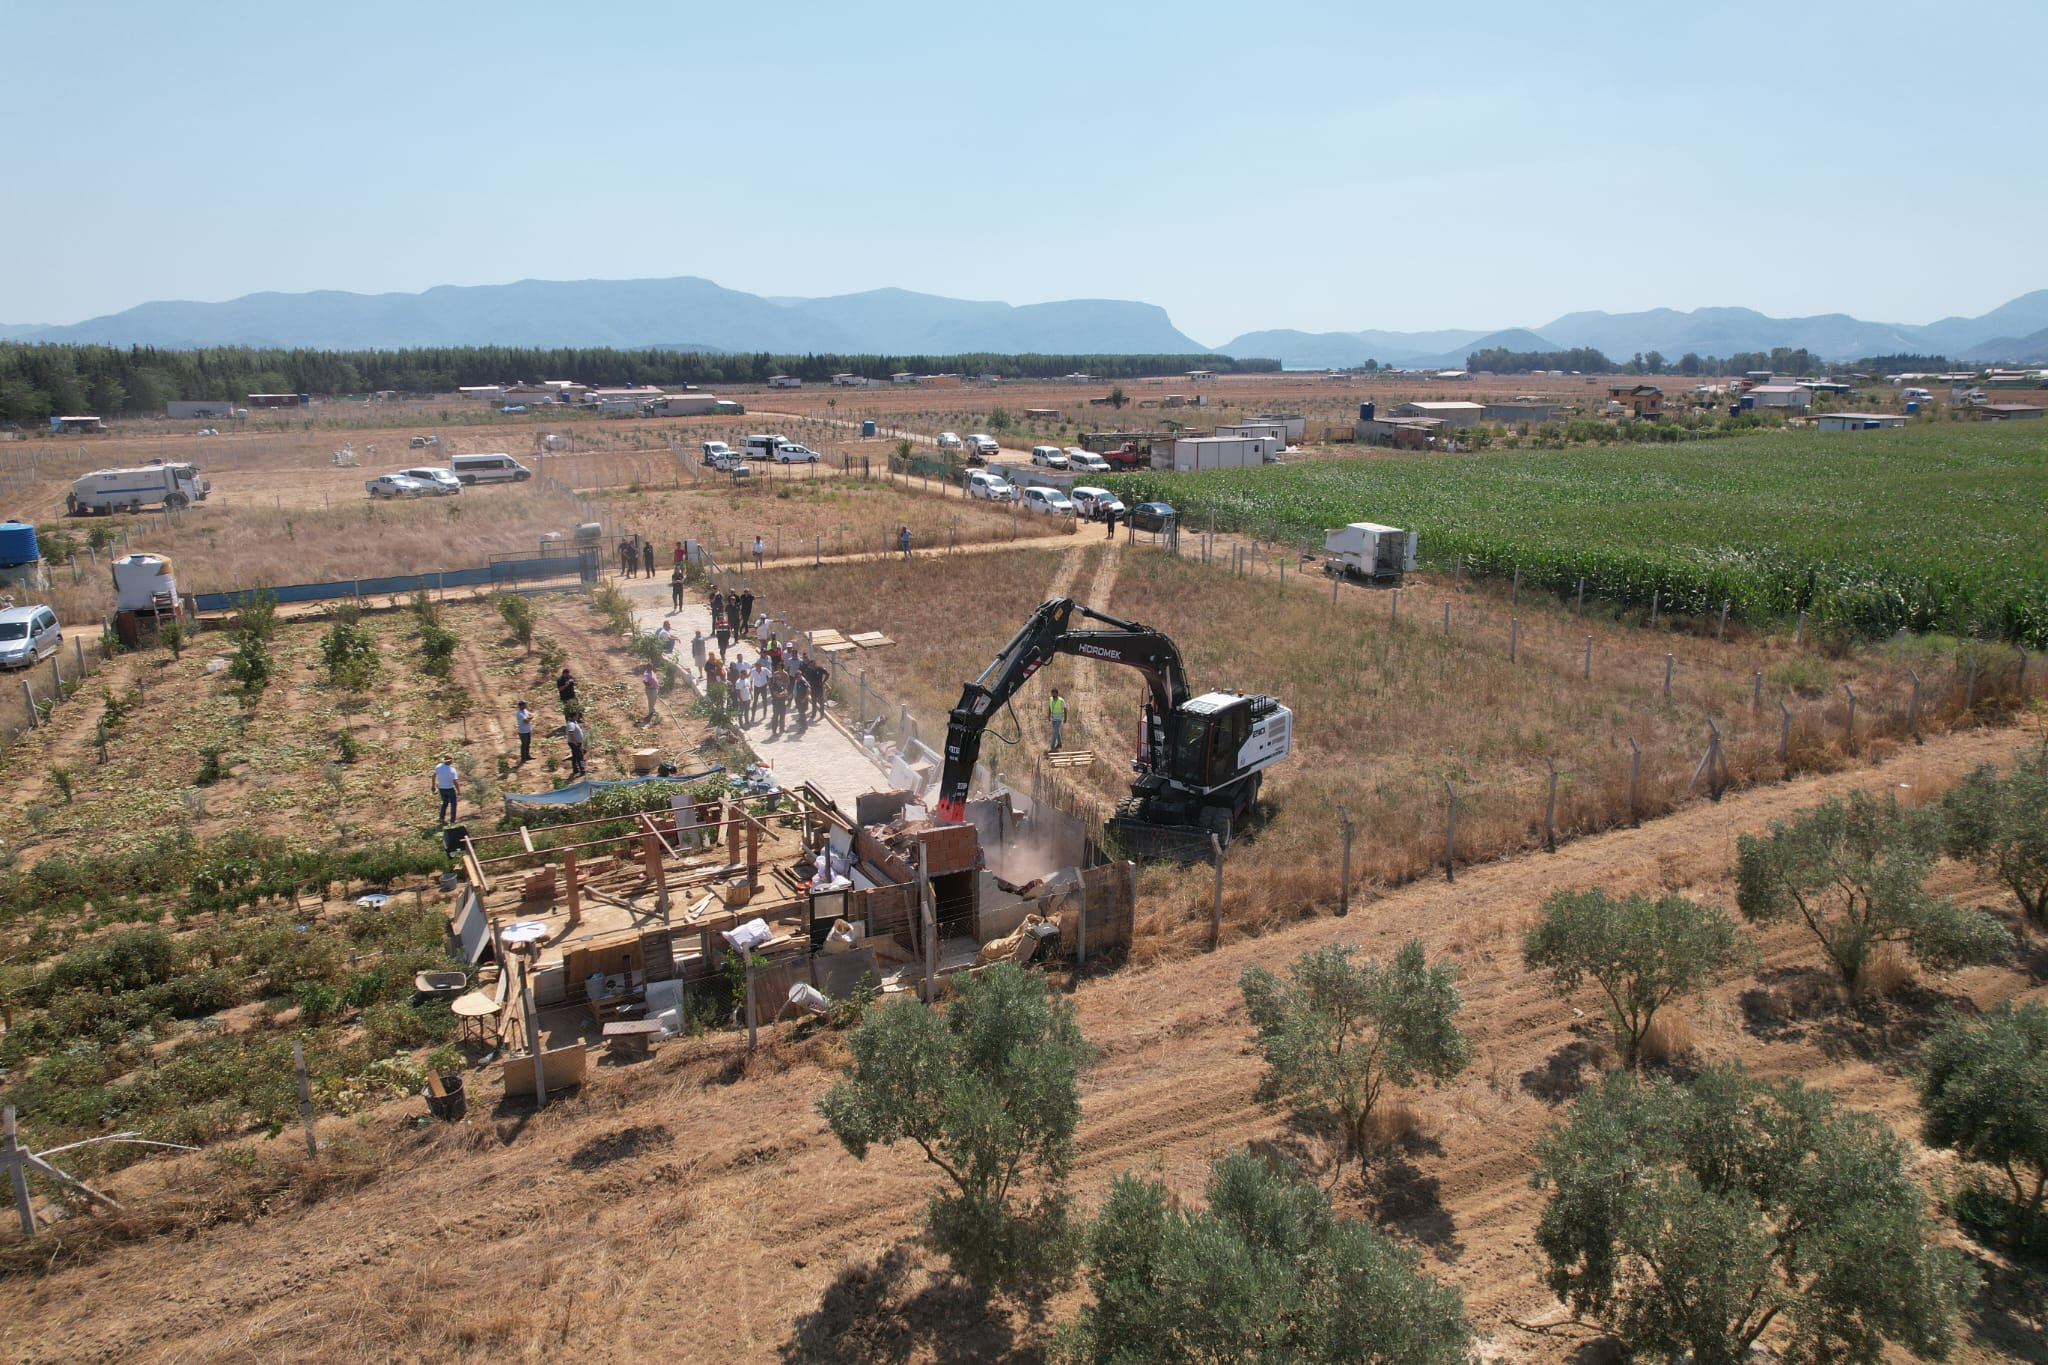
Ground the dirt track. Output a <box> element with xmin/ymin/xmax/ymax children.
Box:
<box><xmin>2</xmin><ymin>724</ymin><xmax>2043</xmax><ymax>1363</ymax></box>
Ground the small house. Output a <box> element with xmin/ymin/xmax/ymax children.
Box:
<box><xmin>1816</xmin><ymin>412</ymin><xmax>1908</xmax><ymax>432</ymax></box>
<box><xmin>1482</xmin><ymin>401</ymin><xmax>1557</xmax><ymax>425</ymax></box>
<box><xmin>1392</xmin><ymin>400</ymin><xmax>1485</xmax><ymax>428</ymax></box>
<box><xmin>1606</xmin><ymin>385</ymin><xmax>1664</xmax><ymax>418</ymax></box>
<box><xmin>1975</xmin><ymin>403</ymin><xmax>2043</xmax><ymax>421</ymax></box>
<box><xmin>1747</xmin><ymin>384</ymin><xmax>1811</xmax><ymax>411</ymax></box>
<box><xmin>50</xmin><ymin>415</ymin><xmax>106</xmax><ymax>433</ymax></box>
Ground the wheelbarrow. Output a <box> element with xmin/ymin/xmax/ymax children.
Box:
<box><xmin>415</xmin><ymin>970</ymin><xmax>468</xmax><ymax>1002</ymax></box>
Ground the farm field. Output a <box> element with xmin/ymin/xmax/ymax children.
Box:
<box><xmin>0</xmin><ymin>729</ymin><xmax>2040</xmax><ymax>1362</ymax></box>
<box><xmin>1104</xmin><ymin>420</ymin><xmax>2048</xmax><ymax>645</ymax></box>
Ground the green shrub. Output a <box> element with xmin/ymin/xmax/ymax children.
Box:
<box><xmin>41</xmin><ymin>926</ymin><xmax>183</xmax><ymax>997</ymax></box>
<box><xmin>227</xmin><ymin>633</ymin><xmax>271</xmax><ymax>692</ymax></box>
<box><xmin>295</xmin><ymin>980</ymin><xmax>340</xmax><ymax>1024</ymax></box>
<box><xmin>418</xmin><ymin>620</ymin><xmax>458</xmax><ymax>678</ymax></box>
<box><xmin>319</xmin><ymin>621</ymin><xmax>380</xmax><ymax>689</ymax></box>
<box><xmin>494</xmin><ymin>592</ymin><xmax>535</xmax><ymax>651</ymax></box>
<box><xmin>362</xmin><ymin>1000</ymin><xmax>455</xmax><ymax>1052</ymax></box>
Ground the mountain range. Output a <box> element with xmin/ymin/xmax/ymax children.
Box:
<box><xmin>4</xmin><ymin>277</ymin><xmax>2047</xmax><ymax>367</ymax></box>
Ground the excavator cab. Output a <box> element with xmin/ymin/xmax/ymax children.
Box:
<box><xmin>1166</xmin><ymin>691</ymin><xmax>1292</xmax><ymax>796</ymax></box>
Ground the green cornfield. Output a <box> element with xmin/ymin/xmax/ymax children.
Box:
<box><xmin>1105</xmin><ymin>422</ymin><xmax>2048</xmax><ymax>645</ymax></box>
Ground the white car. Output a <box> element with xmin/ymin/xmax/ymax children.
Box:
<box><xmin>398</xmin><ymin>466</ymin><xmax>462</xmax><ymax>495</ymax></box>
<box><xmin>936</xmin><ymin>431</ymin><xmax>963</xmax><ymax>450</ymax></box>
<box><xmin>965</xmin><ymin>434</ymin><xmax>1000</xmax><ymax>459</ymax></box>
<box><xmin>0</xmin><ymin>605</ymin><xmax>61</xmax><ymax>670</ymax></box>
<box><xmin>193</xmin><ymin>428</ymin><xmax>219</xmax><ymax>437</ymax></box>
<box><xmin>772</xmin><ymin>442</ymin><xmax>821</xmax><ymax>464</ymax></box>
<box><xmin>1068</xmin><ymin>486</ymin><xmax>1126</xmax><ymax>520</ymax></box>
<box><xmin>701</xmin><ymin>440</ymin><xmax>734</xmax><ymax>465</ymax></box>
<box><xmin>1020</xmin><ymin>486</ymin><xmax>1075</xmax><ymax>516</ymax></box>
<box><xmin>1030</xmin><ymin>445</ymin><xmax>1070</xmax><ymax>469</ymax></box>
<box><xmin>366</xmin><ymin>473</ymin><xmax>427</xmax><ymax>499</ymax></box>
<box><xmin>1066</xmin><ymin>448</ymin><xmax>1109</xmax><ymax>473</ymax></box>
<box><xmin>965</xmin><ymin>470</ymin><xmax>1015</xmax><ymax>501</ymax></box>
<box><xmin>409</xmin><ymin>435</ymin><xmax>440</xmax><ymax>448</ymax></box>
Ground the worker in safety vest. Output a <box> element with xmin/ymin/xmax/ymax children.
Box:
<box><xmin>1048</xmin><ymin>689</ymin><xmax>1067</xmax><ymax>752</ymax></box>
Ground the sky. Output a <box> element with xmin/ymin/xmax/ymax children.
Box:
<box><xmin>4</xmin><ymin>0</ymin><xmax>2045</xmax><ymax>346</ymax></box>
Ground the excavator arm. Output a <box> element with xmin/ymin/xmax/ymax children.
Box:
<box><xmin>934</xmin><ymin>598</ymin><xmax>1189</xmax><ymax>822</ymax></box>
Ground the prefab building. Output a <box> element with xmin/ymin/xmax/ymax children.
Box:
<box><xmin>1214</xmin><ymin>421</ymin><xmax>1290</xmax><ymax>444</ymax></box>
<box><xmin>644</xmin><ymin>394</ymin><xmax>722</xmax><ymax>417</ymax></box>
<box><xmin>1255</xmin><ymin>412</ymin><xmax>1307</xmax><ymax>441</ymax></box>
<box><xmin>1168</xmin><ymin>435</ymin><xmax>1282</xmax><ymax>471</ymax></box>
<box><xmin>167</xmin><ymin>399</ymin><xmax>237</xmax><ymax>420</ymax></box>
<box><xmin>1816</xmin><ymin>412</ymin><xmax>1907</xmax><ymax>432</ymax></box>
<box><xmin>1748</xmin><ymin>385</ymin><xmax>1811</xmax><ymax>410</ymax></box>
<box><xmin>1391</xmin><ymin>401</ymin><xmax>1485</xmax><ymax>428</ymax></box>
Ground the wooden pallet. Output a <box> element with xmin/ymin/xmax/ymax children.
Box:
<box><xmin>848</xmin><ymin>631</ymin><xmax>895</xmax><ymax>649</ymax></box>
<box><xmin>1045</xmin><ymin>750</ymin><xmax>1096</xmax><ymax>768</ymax></box>
<box><xmin>808</xmin><ymin>629</ymin><xmax>849</xmax><ymax>647</ymax></box>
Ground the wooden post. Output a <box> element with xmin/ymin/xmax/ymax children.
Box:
<box><xmin>1390</xmin><ymin>587</ymin><xmax>1399</xmax><ymax>628</ymax></box>
<box><xmin>745</xmin><ymin>956</ymin><xmax>758</xmax><ymax>1051</ymax></box>
<box><xmin>1544</xmin><ymin>758</ymin><xmax>1558</xmax><ymax>853</ymax></box>
<box><xmin>1842</xmin><ymin>683</ymin><xmax>1857</xmax><ymax>754</ymax></box>
<box><xmin>1442</xmin><ymin>599</ymin><xmax>1450</xmax><ymax>637</ymax></box>
<box><xmin>1627</xmin><ymin>738</ymin><xmax>1641</xmax><ymax>826</ymax></box>
<box><xmin>1795</xmin><ymin>609</ymin><xmax>1805</xmax><ymax>646</ymax></box>
<box><xmin>1718</xmin><ymin>600</ymin><xmax>1728</xmax><ymax>643</ymax></box>
<box><xmin>1649</xmin><ymin>589</ymin><xmax>1658</xmax><ymax>629</ymax></box>
<box><xmin>1209</xmin><ymin>834</ymin><xmax>1225</xmax><ymax>949</ymax></box>
<box><xmin>1707</xmin><ymin>720</ymin><xmax>1723</xmax><ymax>799</ymax></box>
<box><xmin>1576</xmin><ymin>577</ymin><xmax>1584</xmax><ymax>615</ymax></box>
<box><xmin>1907</xmin><ymin>668</ymin><xmax>1921</xmax><ymax>741</ymax></box>
<box><xmin>1664</xmin><ymin>653</ymin><xmax>1674</xmax><ymax>701</ymax></box>
<box><xmin>4</xmin><ymin>1106</ymin><xmax>34</xmax><ymax>1236</ymax></box>
<box><xmin>73</xmin><ymin>637</ymin><xmax>84</xmax><ymax>675</ymax></box>
<box><xmin>1753</xmin><ymin>670</ymin><xmax>1763</xmax><ymax>710</ymax></box>
<box><xmin>292</xmin><ymin>1040</ymin><xmax>318</xmax><ymax>1158</ymax></box>
<box><xmin>918</xmin><ymin>843</ymin><xmax>937</xmax><ymax>1002</ymax></box>
<box><xmin>1509</xmin><ymin>617</ymin><xmax>1518</xmax><ymax>662</ymax></box>
<box><xmin>1442</xmin><ymin>781</ymin><xmax>1457</xmax><ymax>883</ymax></box>
<box><xmin>562</xmin><ymin>847</ymin><xmax>581</xmax><ymax>931</ymax></box>
<box><xmin>1583</xmin><ymin>635</ymin><xmax>1592</xmax><ymax>681</ymax></box>
<box><xmin>1337</xmin><ymin>805</ymin><xmax>1353</xmax><ymax>917</ymax></box>
<box><xmin>746</xmin><ymin>816</ymin><xmax>759</xmax><ymax>888</ymax></box>
<box><xmin>1779</xmin><ymin>700</ymin><xmax>1792</xmax><ymax>764</ymax></box>
<box><xmin>20</xmin><ymin>678</ymin><xmax>33</xmax><ymax>729</ymax></box>
<box><xmin>1331</xmin><ymin>571</ymin><xmax>1338</xmax><ymax>606</ymax></box>
<box><xmin>1512</xmin><ymin>565</ymin><xmax>1520</xmax><ymax>604</ymax></box>
<box><xmin>1965</xmin><ymin>657</ymin><xmax>1977</xmax><ymax>710</ymax></box>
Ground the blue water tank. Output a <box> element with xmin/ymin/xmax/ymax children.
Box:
<box><xmin>861</xmin><ymin>419</ymin><xmax>876</xmax><ymax>437</ymax></box>
<box><xmin>1739</xmin><ymin>395</ymin><xmax>1756</xmax><ymax>411</ymax></box>
<box><xmin>0</xmin><ymin>520</ymin><xmax>37</xmax><ymax>568</ymax></box>
<box><xmin>1360</xmin><ymin>401</ymin><xmax>1375</xmax><ymax>421</ymax></box>
<box><xmin>1729</xmin><ymin>403</ymin><xmax>1741</xmax><ymax>418</ymax></box>
<box><xmin>1905</xmin><ymin>400</ymin><xmax>1920</xmax><ymax>415</ymax></box>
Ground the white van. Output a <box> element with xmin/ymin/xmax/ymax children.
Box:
<box><xmin>0</xmin><ymin>605</ymin><xmax>60</xmax><ymax>670</ymax></box>
<box><xmin>448</xmin><ymin>453</ymin><xmax>531</xmax><ymax>484</ymax></box>
<box><xmin>1030</xmin><ymin>445</ymin><xmax>1069</xmax><ymax>469</ymax></box>
<box><xmin>741</xmin><ymin>434</ymin><xmax>787</xmax><ymax>460</ymax></box>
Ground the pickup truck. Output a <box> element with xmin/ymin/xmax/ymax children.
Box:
<box><xmin>1100</xmin><ymin>440</ymin><xmax>1149</xmax><ymax>470</ymax></box>
<box><xmin>366</xmin><ymin>473</ymin><xmax>427</xmax><ymax>499</ymax></box>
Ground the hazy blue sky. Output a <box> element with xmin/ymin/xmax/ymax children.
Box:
<box><xmin>4</xmin><ymin>0</ymin><xmax>2043</xmax><ymax>345</ymax></box>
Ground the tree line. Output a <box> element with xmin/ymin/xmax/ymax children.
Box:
<box><xmin>1469</xmin><ymin>344</ymin><xmax>1960</xmax><ymax>379</ymax></box>
<box><xmin>0</xmin><ymin>342</ymin><xmax>1279</xmax><ymax>422</ymax></box>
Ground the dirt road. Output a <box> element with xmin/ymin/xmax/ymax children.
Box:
<box><xmin>2</xmin><ymin>723</ymin><xmax>2041</xmax><ymax>1363</ymax></box>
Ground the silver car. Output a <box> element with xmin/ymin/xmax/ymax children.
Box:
<box><xmin>0</xmin><ymin>605</ymin><xmax>61</xmax><ymax>669</ymax></box>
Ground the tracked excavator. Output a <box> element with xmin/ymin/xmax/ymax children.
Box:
<box><xmin>934</xmin><ymin>598</ymin><xmax>1293</xmax><ymax>857</ymax></box>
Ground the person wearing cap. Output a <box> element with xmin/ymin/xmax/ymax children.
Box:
<box><xmin>514</xmin><ymin>700</ymin><xmax>533</xmax><ymax>765</ymax></box>
<box><xmin>433</xmin><ymin>758</ymin><xmax>460</xmax><ymax>824</ymax></box>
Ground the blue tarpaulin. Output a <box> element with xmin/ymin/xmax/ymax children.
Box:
<box><xmin>501</xmin><ymin>766</ymin><xmax>725</xmax><ymax>811</ymax></box>
<box><xmin>192</xmin><ymin>551</ymin><xmax>597</xmax><ymax>614</ymax></box>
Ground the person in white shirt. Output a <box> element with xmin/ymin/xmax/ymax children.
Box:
<box><xmin>514</xmin><ymin>701</ymin><xmax>533</xmax><ymax>765</ymax></box>
<box><xmin>753</xmin><ymin>535</ymin><xmax>765</xmax><ymax>568</ymax></box>
<box><xmin>564</xmin><ymin>717</ymin><xmax>587</xmax><ymax>776</ymax></box>
<box><xmin>640</xmin><ymin>664</ymin><xmax>660</xmax><ymax>723</ymax></box>
<box><xmin>654</xmin><ymin>621</ymin><xmax>674</xmax><ymax>654</ymax></box>
<box><xmin>750</xmin><ymin>660</ymin><xmax>770</xmax><ymax>723</ymax></box>
<box><xmin>756</xmin><ymin>613</ymin><xmax>772</xmax><ymax>648</ymax></box>
<box><xmin>433</xmin><ymin>758</ymin><xmax>460</xmax><ymax>824</ymax></box>
<box><xmin>734</xmin><ymin>667</ymin><xmax>754</xmax><ymax>724</ymax></box>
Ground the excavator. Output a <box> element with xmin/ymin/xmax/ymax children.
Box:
<box><xmin>934</xmin><ymin>598</ymin><xmax>1293</xmax><ymax>856</ymax></box>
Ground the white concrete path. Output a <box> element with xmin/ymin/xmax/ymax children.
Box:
<box><xmin>617</xmin><ymin>577</ymin><xmax>894</xmax><ymax>811</ymax></box>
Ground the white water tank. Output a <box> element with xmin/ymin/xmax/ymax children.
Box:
<box><xmin>111</xmin><ymin>553</ymin><xmax>178</xmax><ymax>613</ymax></box>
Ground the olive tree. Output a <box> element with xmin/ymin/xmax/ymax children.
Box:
<box><xmin>1735</xmin><ymin>789</ymin><xmax>2010</xmax><ymax>989</ymax></box>
<box><xmin>1060</xmin><ymin>1149</ymin><xmax>1471</xmax><ymax>1365</ymax></box>
<box><xmin>1920</xmin><ymin>1001</ymin><xmax>2048</xmax><ymax>1217</ymax></box>
<box><xmin>1535</xmin><ymin>1065</ymin><xmax>1976</xmax><ymax>1365</ymax></box>
<box><xmin>1941</xmin><ymin>751</ymin><xmax>2048</xmax><ymax>931</ymax></box>
<box><xmin>1523</xmin><ymin>888</ymin><xmax>1751</xmax><ymax>1069</ymax></box>
<box><xmin>1239</xmin><ymin>939</ymin><xmax>1469</xmax><ymax>1174</ymax></box>
<box><xmin>818</xmin><ymin>961</ymin><xmax>1093</xmax><ymax>1289</ymax></box>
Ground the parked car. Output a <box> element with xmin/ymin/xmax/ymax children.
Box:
<box><xmin>409</xmin><ymin>435</ymin><xmax>441</xmax><ymax>449</ymax></box>
<box><xmin>1020</xmin><ymin>486</ymin><xmax>1075</xmax><ymax>516</ymax></box>
<box><xmin>1030</xmin><ymin>445</ymin><xmax>1070</xmax><ymax>469</ymax></box>
<box><xmin>500</xmin><ymin>404</ymin><xmax>528</xmax><ymax>414</ymax></box>
<box><xmin>0</xmin><ymin>605</ymin><xmax>61</xmax><ymax>670</ymax></box>
<box><xmin>1127</xmin><ymin>501</ymin><xmax>1177</xmax><ymax>533</ymax></box>
<box><xmin>397</xmin><ymin>466</ymin><xmax>462</xmax><ymax>495</ymax></box>
<box><xmin>448</xmin><ymin>453</ymin><xmax>532</xmax><ymax>484</ymax></box>
<box><xmin>936</xmin><ymin>431</ymin><xmax>963</xmax><ymax>450</ymax></box>
<box><xmin>701</xmin><ymin>440</ymin><xmax>734</xmax><ymax>466</ymax></box>
<box><xmin>192</xmin><ymin>427</ymin><xmax>219</xmax><ymax>437</ymax></box>
<box><xmin>366</xmin><ymin>473</ymin><xmax>427</xmax><ymax>499</ymax></box>
<box><xmin>965</xmin><ymin>470</ymin><xmax>1015</xmax><ymax>501</ymax></box>
<box><xmin>1065</xmin><ymin>448</ymin><xmax>1110</xmax><ymax>473</ymax></box>
<box><xmin>1068</xmin><ymin>486</ymin><xmax>1126</xmax><ymax>520</ymax></box>
<box><xmin>965</xmin><ymin>434</ymin><xmax>1000</xmax><ymax>459</ymax></box>
<box><xmin>772</xmin><ymin>442</ymin><xmax>821</xmax><ymax>464</ymax></box>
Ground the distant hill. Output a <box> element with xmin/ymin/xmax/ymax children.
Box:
<box><xmin>0</xmin><ymin>277</ymin><xmax>1212</xmax><ymax>356</ymax></box>
<box><xmin>1219</xmin><ymin>327</ymin><xmax>1490</xmax><ymax>370</ymax></box>
<box><xmin>1958</xmin><ymin>323</ymin><xmax>2048</xmax><ymax>365</ymax></box>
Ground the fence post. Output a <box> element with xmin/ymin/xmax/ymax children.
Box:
<box><xmin>20</xmin><ymin>679</ymin><xmax>33</xmax><ymax>729</ymax></box>
<box><xmin>292</xmin><ymin>1040</ymin><xmax>318</xmax><ymax>1159</ymax></box>
<box><xmin>74</xmin><ymin>638</ymin><xmax>84</xmax><ymax>675</ymax></box>
<box><xmin>1842</xmin><ymin>683</ymin><xmax>1857</xmax><ymax>755</ymax></box>
<box><xmin>858</xmin><ymin>669</ymin><xmax>867</xmax><ymax>725</ymax></box>
<box><xmin>1390</xmin><ymin>587</ymin><xmax>1399</xmax><ymax>628</ymax></box>
<box><xmin>1509</xmin><ymin>617</ymin><xmax>1518</xmax><ymax>662</ymax></box>
<box><xmin>1795</xmin><ymin>610</ymin><xmax>1806</xmax><ymax>646</ymax></box>
<box><xmin>1331</xmin><ymin>571</ymin><xmax>1338</xmax><ymax>606</ymax></box>
<box><xmin>1583</xmin><ymin>635</ymin><xmax>1592</xmax><ymax>681</ymax></box>
<box><xmin>2019</xmin><ymin>646</ymin><xmax>2030</xmax><ymax>698</ymax></box>
<box><xmin>1752</xmin><ymin>670</ymin><xmax>1763</xmax><ymax>711</ymax></box>
<box><xmin>1576</xmin><ymin>577</ymin><xmax>1584</xmax><ymax>615</ymax></box>
<box><xmin>1778</xmin><ymin>699</ymin><xmax>1792</xmax><ymax>764</ymax></box>
<box><xmin>1544</xmin><ymin>757</ymin><xmax>1558</xmax><ymax>853</ymax></box>
<box><xmin>1718</xmin><ymin>601</ymin><xmax>1729</xmax><ymax>643</ymax></box>
<box><xmin>1512</xmin><ymin>565</ymin><xmax>1520</xmax><ymax>605</ymax></box>
<box><xmin>1209</xmin><ymin>834</ymin><xmax>1225</xmax><ymax>949</ymax></box>
<box><xmin>1442</xmin><ymin>599</ymin><xmax>1450</xmax><ymax>637</ymax></box>
<box><xmin>1627</xmin><ymin>738</ymin><xmax>1641</xmax><ymax>826</ymax></box>
<box><xmin>1649</xmin><ymin>589</ymin><xmax>1659</xmax><ymax>629</ymax></box>
<box><xmin>1442</xmin><ymin>780</ymin><xmax>1457</xmax><ymax>883</ymax></box>
<box><xmin>1664</xmin><ymin>653</ymin><xmax>1673</xmax><ymax>701</ymax></box>
<box><xmin>1965</xmin><ymin>657</ymin><xmax>1977</xmax><ymax>710</ymax></box>
<box><xmin>1337</xmin><ymin>806</ymin><xmax>1352</xmax><ymax>917</ymax></box>
<box><xmin>5</xmin><ymin>1106</ymin><xmax>33</xmax><ymax>1236</ymax></box>
<box><xmin>50</xmin><ymin>654</ymin><xmax>61</xmax><ymax>694</ymax></box>
<box><xmin>1907</xmin><ymin>668</ymin><xmax>1921</xmax><ymax>742</ymax></box>
<box><xmin>1707</xmin><ymin>720</ymin><xmax>1723</xmax><ymax>800</ymax></box>
<box><xmin>814</xmin><ymin>534</ymin><xmax>820</xmax><ymax>566</ymax></box>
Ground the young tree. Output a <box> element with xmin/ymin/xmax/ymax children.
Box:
<box><xmin>1523</xmin><ymin>888</ymin><xmax>1751</xmax><ymax>1069</ymax></box>
<box><xmin>1941</xmin><ymin>751</ymin><xmax>2048</xmax><ymax>931</ymax></box>
<box><xmin>1535</xmin><ymin>1065</ymin><xmax>1976</xmax><ymax>1365</ymax></box>
<box><xmin>1061</xmin><ymin>1149</ymin><xmax>1471</xmax><ymax>1365</ymax></box>
<box><xmin>1106</xmin><ymin>386</ymin><xmax>1127</xmax><ymax>410</ymax></box>
<box><xmin>1919</xmin><ymin>1001</ymin><xmax>2048</xmax><ymax>1216</ymax></box>
<box><xmin>818</xmin><ymin>962</ymin><xmax>1094</xmax><ymax>1289</ymax></box>
<box><xmin>1239</xmin><ymin>939</ymin><xmax>1469</xmax><ymax>1174</ymax></box>
<box><xmin>1735</xmin><ymin>789</ymin><xmax>2010</xmax><ymax>989</ymax></box>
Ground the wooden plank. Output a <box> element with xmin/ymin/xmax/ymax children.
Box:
<box><xmin>848</xmin><ymin>632</ymin><xmax>895</xmax><ymax>648</ymax></box>
<box><xmin>1045</xmin><ymin>750</ymin><xmax>1096</xmax><ymax>768</ymax></box>
<box><xmin>820</xmin><ymin>642</ymin><xmax>858</xmax><ymax>653</ymax></box>
<box><xmin>500</xmin><ymin>1043</ymin><xmax>587</xmax><ymax>1096</ymax></box>
<box><xmin>807</xmin><ymin>629</ymin><xmax>849</xmax><ymax>645</ymax></box>
<box><xmin>519</xmin><ymin>827</ymin><xmax>535</xmax><ymax>854</ymax></box>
